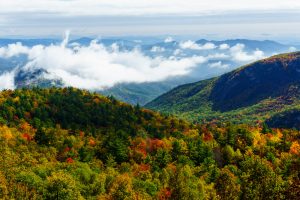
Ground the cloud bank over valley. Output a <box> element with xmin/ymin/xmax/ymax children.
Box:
<box><xmin>0</xmin><ymin>34</ymin><xmax>296</xmax><ymax>90</ymax></box>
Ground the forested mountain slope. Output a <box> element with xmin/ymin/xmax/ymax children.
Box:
<box><xmin>147</xmin><ymin>52</ymin><xmax>300</xmax><ymax>129</ymax></box>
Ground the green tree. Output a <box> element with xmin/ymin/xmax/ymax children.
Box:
<box><xmin>240</xmin><ymin>156</ymin><xmax>285</xmax><ymax>200</ymax></box>
<box><xmin>34</xmin><ymin>128</ymin><xmax>50</xmax><ymax>146</ymax></box>
<box><xmin>171</xmin><ymin>165</ymin><xmax>204</xmax><ymax>200</ymax></box>
<box><xmin>223</xmin><ymin>145</ymin><xmax>235</xmax><ymax>164</ymax></box>
<box><xmin>45</xmin><ymin>171</ymin><xmax>82</xmax><ymax>200</ymax></box>
<box><xmin>215</xmin><ymin>168</ymin><xmax>240</xmax><ymax>200</ymax></box>
<box><xmin>107</xmin><ymin>174</ymin><xmax>136</xmax><ymax>200</ymax></box>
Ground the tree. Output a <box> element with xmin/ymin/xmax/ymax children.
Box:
<box><xmin>106</xmin><ymin>173</ymin><xmax>136</xmax><ymax>200</ymax></box>
<box><xmin>223</xmin><ymin>145</ymin><xmax>235</xmax><ymax>164</ymax></box>
<box><xmin>34</xmin><ymin>128</ymin><xmax>50</xmax><ymax>146</ymax></box>
<box><xmin>261</xmin><ymin>123</ymin><xmax>271</xmax><ymax>134</ymax></box>
<box><xmin>171</xmin><ymin>165</ymin><xmax>204</xmax><ymax>200</ymax></box>
<box><xmin>226</xmin><ymin>125</ymin><xmax>237</xmax><ymax>146</ymax></box>
<box><xmin>153</xmin><ymin>149</ymin><xmax>172</xmax><ymax>169</ymax></box>
<box><xmin>45</xmin><ymin>172</ymin><xmax>82</xmax><ymax>200</ymax></box>
<box><xmin>240</xmin><ymin>156</ymin><xmax>285</xmax><ymax>200</ymax></box>
<box><xmin>0</xmin><ymin>172</ymin><xmax>8</xmax><ymax>199</ymax></box>
<box><xmin>104</xmin><ymin>131</ymin><xmax>129</xmax><ymax>163</ymax></box>
<box><xmin>215</xmin><ymin>168</ymin><xmax>240</xmax><ymax>200</ymax></box>
<box><xmin>171</xmin><ymin>140</ymin><xmax>182</xmax><ymax>161</ymax></box>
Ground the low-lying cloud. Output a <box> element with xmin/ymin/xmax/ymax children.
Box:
<box><xmin>229</xmin><ymin>43</ymin><xmax>265</xmax><ymax>62</ymax></box>
<box><xmin>180</xmin><ymin>40</ymin><xmax>217</xmax><ymax>50</ymax></box>
<box><xmin>209</xmin><ymin>61</ymin><xmax>230</xmax><ymax>69</ymax></box>
<box><xmin>150</xmin><ymin>46</ymin><xmax>165</xmax><ymax>52</ymax></box>
<box><xmin>0</xmin><ymin>34</ymin><xmax>270</xmax><ymax>91</ymax></box>
<box><xmin>164</xmin><ymin>37</ymin><xmax>174</xmax><ymax>43</ymax></box>
<box><xmin>0</xmin><ymin>71</ymin><xmax>15</xmax><ymax>90</ymax></box>
<box><xmin>219</xmin><ymin>43</ymin><xmax>230</xmax><ymax>50</ymax></box>
<box><xmin>0</xmin><ymin>39</ymin><xmax>207</xmax><ymax>90</ymax></box>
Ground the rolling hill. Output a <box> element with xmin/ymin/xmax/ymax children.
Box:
<box><xmin>146</xmin><ymin>52</ymin><xmax>300</xmax><ymax>129</ymax></box>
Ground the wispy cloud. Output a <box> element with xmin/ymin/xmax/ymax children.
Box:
<box><xmin>179</xmin><ymin>40</ymin><xmax>216</xmax><ymax>50</ymax></box>
<box><xmin>151</xmin><ymin>46</ymin><xmax>165</xmax><ymax>53</ymax></box>
<box><xmin>209</xmin><ymin>61</ymin><xmax>230</xmax><ymax>69</ymax></box>
<box><xmin>2</xmin><ymin>0</ymin><xmax>300</xmax><ymax>16</ymax></box>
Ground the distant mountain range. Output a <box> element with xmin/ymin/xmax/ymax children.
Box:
<box><xmin>0</xmin><ymin>37</ymin><xmax>298</xmax><ymax>105</ymax></box>
<box><xmin>0</xmin><ymin>38</ymin><xmax>60</xmax><ymax>47</ymax></box>
<box><xmin>146</xmin><ymin>52</ymin><xmax>300</xmax><ymax>129</ymax></box>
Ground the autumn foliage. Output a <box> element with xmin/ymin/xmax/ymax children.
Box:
<box><xmin>0</xmin><ymin>88</ymin><xmax>298</xmax><ymax>199</ymax></box>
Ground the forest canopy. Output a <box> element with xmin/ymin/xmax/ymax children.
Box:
<box><xmin>0</xmin><ymin>88</ymin><xmax>299</xmax><ymax>199</ymax></box>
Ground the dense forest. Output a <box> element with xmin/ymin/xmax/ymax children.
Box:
<box><xmin>0</xmin><ymin>88</ymin><xmax>299</xmax><ymax>199</ymax></box>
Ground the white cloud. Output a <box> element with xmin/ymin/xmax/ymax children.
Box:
<box><xmin>173</xmin><ymin>49</ymin><xmax>182</xmax><ymax>56</ymax></box>
<box><xmin>219</xmin><ymin>43</ymin><xmax>230</xmax><ymax>50</ymax></box>
<box><xmin>0</xmin><ymin>42</ymin><xmax>45</xmax><ymax>59</ymax></box>
<box><xmin>209</xmin><ymin>61</ymin><xmax>230</xmax><ymax>69</ymax></box>
<box><xmin>201</xmin><ymin>43</ymin><xmax>217</xmax><ymax>50</ymax></box>
<box><xmin>230</xmin><ymin>43</ymin><xmax>265</xmax><ymax>62</ymax></box>
<box><xmin>1</xmin><ymin>0</ymin><xmax>300</xmax><ymax>16</ymax></box>
<box><xmin>0</xmin><ymin>38</ymin><xmax>207</xmax><ymax>90</ymax></box>
<box><xmin>288</xmin><ymin>46</ymin><xmax>297</xmax><ymax>52</ymax></box>
<box><xmin>0</xmin><ymin>42</ymin><xmax>30</xmax><ymax>58</ymax></box>
<box><xmin>150</xmin><ymin>46</ymin><xmax>165</xmax><ymax>53</ymax></box>
<box><xmin>164</xmin><ymin>37</ymin><xmax>174</xmax><ymax>43</ymax></box>
<box><xmin>0</xmin><ymin>71</ymin><xmax>15</xmax><ymax>90</ymax></box>
<box><xmin>208</xmin><ymin>53</ymin><xmax>230</xmax><ymax>59</ymax></box>
<box><xmin>179</xmin><ymin>40</ymin><xmax>199</xmax><ymax>50</ymax></box>
<box><xmin>69</xmin><ymin>42</ymin><xmax>80</xmax><ymax>47</ymax></box>
<box><xmin>111</xmin><ymin>43</ymin><xmax>120</xmax><ymax>52</ymax></box>
<box><xmin>0</xmin><ymin>33</ymin><xmax>271</xmax><ymax>91</ymax></box>
<box><xmin>179</xmin><ymin>40</ymin><xmax>216</xmax><ymax>50</ymax></box>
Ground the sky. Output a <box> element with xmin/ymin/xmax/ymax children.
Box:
<box><xmin>0</xmin><ymin>0</ymin><xmax>298</xmax><ymax>90</ymax></box>
<box><xmin>0</xmin><ymin>0</ymin><xmax>300</xmax><ymax>42</ymax></box>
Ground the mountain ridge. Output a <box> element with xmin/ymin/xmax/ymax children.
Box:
<box><xmin>146</xmin><ymin>52</ymin><xmax>300</xmax><ymax>129</ymax></box>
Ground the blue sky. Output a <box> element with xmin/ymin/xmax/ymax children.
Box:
<box><xmin>1</xmin><ymin>0</ymin><xmax>300</xmax><ymax>43</ymax></box>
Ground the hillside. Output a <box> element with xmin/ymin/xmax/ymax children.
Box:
<box><xmin>146</xmin><ymin>52</ymin><xmax>300</xmax><ymax>129</ymax></box>
<box><xmin>1</xmin><ymin>87</ymin><xmax>299</xmax><ymax>199</ymax></box>
<box><xmin>100</xmin><ymin>81</ymin><xmax>177</xmax><ymax>106</ymax></box>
